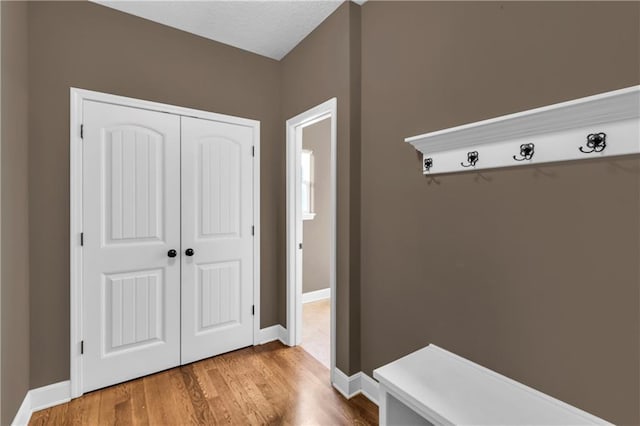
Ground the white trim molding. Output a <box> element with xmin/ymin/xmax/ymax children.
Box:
<box><xmin>302</xmin><ymin>212</ymin><xmax>316</xmax><ymax>221</ymax></box>
<box><xmin>360</xmin><ymin>372</ymin><xmax>380</xmax><ymax>405</ymax></box>
<box><xmin>70</xmin><ymin>88</ymin><xmax>261</xmax><ymax>399</ymax></box>
<box><xmin>332</xmin><ymin>368</ymin><xmax>379</xmax><ymax>405</ymax></box>
<box><xmin>258</xmin><ymin>325</ymin><xmax>290</xmax><ymax>346</ymax></box>
<box><xmin>0</xmin><ymin>5</ymin><xmax>3</xmax><ymax>421</ymax></box>
<box><xmin>259</xmin><ymin>325</ymin><xmax>281</xmax><ymax>344</ymax></box>
<box><xmin>251</xmin><ymin>120</ymin><xmax>262</xmax><ymax>349</ymax></box>
<box><xmin>302</xmin><ymin>287</ymin><xmax>330</xmax><ymax>304</ymax></box>
<box><xmin>406</xmin><ymin>85</ymin><xmax>640</xmax><ymax>175</ymax></box>
<box><xmin>332</xmin><ymin>369</ymin><xmax>362</xmax><ymax>399</ymax></box>
<box><xmin>286</xmin><ymin>98</ymin><xmax>338</xmax><ymax>386</ymax></box>
<box><xmin>277</xmin><ymin>325</ymin><xmax>290</xmax><ymax>346</ymax></box>
<box><xmin>11</xmin><ymin>396</ymin><xmax>30</xmax><ymax>426</ymax></box>
<box><xmin>11</xmin><ymin>381</ymin><xmax>71</xmax><ymax>426</ymax></box>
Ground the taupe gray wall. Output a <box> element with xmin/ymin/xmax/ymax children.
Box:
<box><xmin>302</xmin><ymin>118</ymin><xmax>331</xmax><ymax>294</ymax></box>
<box><xmin>1</xmin><ymin>2</ymin><xmax>30</xmax><ymax>424</ymax></box>
<box><xmin>27</xmin><ymin>1</ymin><xmax>282</xmax><ymax>388</ymax></box>
<box><xmin>5</xmin><ymin>1</ymin><xmax>640</xmax><ymax>424</ymax></box>
<box><xmin>281</xmin><ymin>1</ymin><xmax>361</xmax><ymax>374</ymax></box>
<box><xmin>359</xmin><ymin>2</ymin><xmax>640</xmax><ymax>424</ymax></box>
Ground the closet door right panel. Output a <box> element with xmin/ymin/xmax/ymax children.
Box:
<box><xmin>180</xmin><ymin>116</ymin><xmax>255</xmax><ymax>364</ymax></box>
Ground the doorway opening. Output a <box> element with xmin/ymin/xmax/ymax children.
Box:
<box><xmin>286</xmin><ymin>98</ymin><xmax>337</xmax><ymax>382</ymax></box>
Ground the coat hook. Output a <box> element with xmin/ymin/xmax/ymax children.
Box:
<box><xmin>579</xmin><ymin>132</ymin><xmax>606</xmax><ymax>153</ymax></box>
<box><xmin>513</xmin><ymin>143</ymin><xmax>535</xmax><ymax>161</ymax></box>
<box><xmin>461</xmin><ymin>151</ymin><xmax>479</xmax><ymax>167</ymax></box>
<box><xmin>423</xmin><ymin>157</ymin><xmax>433</xmax><ymax>172</ymax></box>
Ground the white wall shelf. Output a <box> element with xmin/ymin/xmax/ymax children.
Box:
<box><xmin>405</xmin><ymin>86</ymin><xmax>640</xmax><ymax>175</ymax></box>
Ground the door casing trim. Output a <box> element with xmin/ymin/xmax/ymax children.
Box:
<box><xmin>70</xmin><ymin>88</ymin><xmax>261</xmax><ymax>398</ymax></box>
<box><xmin>285</xmin><ymin>98</ymin><xmax>337</xmax><ymax>383</ymax></box>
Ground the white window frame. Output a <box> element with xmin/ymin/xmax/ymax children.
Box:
<box><xmin>301</xmin><ymin>149</ymin><xmax>316</xmax><ymax>220</ymax></box>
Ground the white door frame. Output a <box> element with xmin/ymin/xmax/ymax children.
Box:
<box><xmin>69</xmin><ymin>88</ymin><xmax>261</xmax><ymax>398</ymax></box>
<box><xmin>0</xmin><ymin>6</ymin><xmax>3</xmax><ymax>418</ymax></box>
<box><xmin>285</xmin><ymin>98</ymin><xmax>337</xmax><ymax>383</ymax></box>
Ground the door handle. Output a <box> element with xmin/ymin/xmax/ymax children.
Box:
<box><xmin>185</xmin><ymin>248</ymin><xmax>195</xmax><ymax>256</ymax></box>
<box><xmin>167</xmin><ymin>249</ymin><xmax>177</xmax><ymax>258</ymax></box>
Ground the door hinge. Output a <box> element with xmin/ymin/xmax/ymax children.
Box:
<box><xmin>252</xmin><ymin>305</ymin><xmax>255</xmax><ymax>316</ymax></box>
<box><xmin>251</xmin><ymin>225</ymin><xmax>255</xmax><ymax>236</ymax></box>
<box><xmin>299</xmin><ymin>243</ymin><xmax>303</xmax><ymax>250</ymax></box>
<box><xmin>80</xmin><ymin>124</ymin><xmax>84</xmax><ymax>139</ymax></box>
<box><xmin>80</xmin><ymin>232</ymin><xmax>84</xmax><ymax>246</ymax></box>
<box><xmin>252</xmin><ymin>146</ymin><xmax>255</xmax><ymax>157</ymax></box>
<box><xmin>80</xmin><ymin>340</ymin><xmax>84</xmax><ymax>355</ymax></box>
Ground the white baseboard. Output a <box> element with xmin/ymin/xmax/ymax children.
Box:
<box><xmin>360</xmin><ymin>372</ymin><xmax>380</xmax><ymax>405</ymax></box>
<box><xmin>30</xmin><ymin>381</ymin><xmax>71</xmax><ymax>412</ymax></box>
<box><xmin>332</xmin><ymin>368</ymin><xmax>379</xmax><ymax>405</ymax></box>
<box><xmin>278</xmin><ymin>325</ymin><xmax>291</xmax><ymax>346</ymax></box>
<box><xmin>11</xmin><ymin>381</ymin><xmax>71</xmax><ymax>426</ymax></box>
<box><xmin>11</xmin><ymin>393</ymin><xmax>31</xmax><ymax>426</ymax></box>
<box><xmin>302</xmin><ymin>288</ymin><xmax>330</xmax><ymax>304</ymax></box>
<box><xmin>333</xmin><ymin>368</ymin><xmax>361</xmax><ymax>398</ymax></box>
<box><xmin>258</xmin><ymin>325</ymin><xmax>291</xmax><ymax>346</ymax></box>
<box><xmin>258</xmin><ymin>325</ymin><xmax>280</xmax><ymax>344</ymax></box>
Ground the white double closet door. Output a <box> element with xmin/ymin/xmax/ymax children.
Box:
<box><xmin>81</xmin><ymin>100</ymin><xmax>255</xmax><ymax>393</ymax></box>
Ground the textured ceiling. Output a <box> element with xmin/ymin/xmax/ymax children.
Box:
<box><xmin>93</xmin><ymin>0</ymin><xmax>347</xmax><ymax>60</ymax></box>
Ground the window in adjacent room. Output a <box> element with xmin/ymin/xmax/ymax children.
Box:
<box><xmin>301</xmin><ymin>149</ymin><xmax>315</xmax><ymax>220</ymax></box>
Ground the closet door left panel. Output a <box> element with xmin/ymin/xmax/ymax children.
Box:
<box><xmin>82</xmin><ymin>101</ymin><xmax>181</xmax><ymax>393</ymax></box>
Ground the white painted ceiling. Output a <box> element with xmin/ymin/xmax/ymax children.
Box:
<box><xmin>93</xmin><ymin>0</ymin><xmax>348</xmax><ymax>60</ymax></box>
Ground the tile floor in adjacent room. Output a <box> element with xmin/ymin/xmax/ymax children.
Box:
<box><xmin>300</xmin><ymin>298</ymin><xmax>330</xmax><ymax>368</ymax></box>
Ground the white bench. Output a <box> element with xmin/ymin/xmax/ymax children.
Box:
<box><xmin>373</xmin><ymin>345</ymin><xmax>611</xmax><ymax>426</ymax></box>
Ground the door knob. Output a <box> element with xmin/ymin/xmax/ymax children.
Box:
<box><xmin>185</xmin><ymin>248</ymin><xmax>195</xmax><ymax>256</ymax></box>
<box><xmin>167</xmin><ymin>249</ymin><xmax>177</xmax><ymax>258</ymax></box>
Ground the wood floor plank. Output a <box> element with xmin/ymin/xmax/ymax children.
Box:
<box><xmin>207</xmin><ymin>367</ymin><xmax>256</xmax><ymax>424</ymax></box>
<box><xmin>179</xmin><ymin>364</ymin><xmax>218</xmax><ymax>425</ymax></box>
<box><xmin>113</xmin><ymin>382</ymin><xmax>133</xmax><ymax>425</ymax></box>
<box><xmin>256</xmin><ymin>345</ymin><xmax>345</xmax><ymax>425</ymax></box>
<box><xmin>212</xmin><ymin>355</ymin><xmax>269</xmax><ymax>424</ymax></box>
<box><xmin>142</xmin><ymin>370</ymin><xmax>184</xmax><ymax>425</ymax></box>
<box><xmin>218</xmin><ymin>349</ymin><xmax>280</xmax><ymax>423</ymax></box>
<box><xmin>128</xmin><ymin>379</ymin><xmax>150</xmax><ymax>426</ymax></box>
<box><xmin>48</xmin><ymin>404</ymin><xmax>69</xmax><ymax>425</ymax></box>
<box><xmin>71</xmin><ymin>388</ymin><xmax>101</xmax><ymax>425</ymax></box>
<box><xmin>29</xmin><ymin>342</ymin><xmax>378</xmax><ymax>426</ymax></box>
<box><xmin>97</xmin><ymin>382</ymin><xmax>120</xmax><ymax>425</ymax></box>
<box><xmin>243</xmin><ymin>347</ymin><xmax>290</xmax><ymax>415</ymax></box>
<box><xmin>29</xmin><ymin>408</ymin><xmax>51</xmax><ymax>426</ymax></box>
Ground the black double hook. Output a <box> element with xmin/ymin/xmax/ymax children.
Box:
<box><xmin>513</xmin><ymin>143</ymin><xmax>535</xmax><ymax>161</ymax></box>
<box><xmin>579</xmin><ymin>133</ymin><xmax>606</xmax><ymax>153</ymax></box>
<box><xmin>423</xmin><ymin>157</ymin><xmax>433</xmax><ymax>172</ymax></box>
<box><xmin>461</xmin><ymin>151</ymin><xmax>479</xmax><ymax>167</ymax></box>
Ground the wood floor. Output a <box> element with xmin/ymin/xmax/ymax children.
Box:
<box><xmin>301</xmin><ymin>299</ymin><xmax>330</xmax><ymax>368</ymax></box>
<box><xmin>30</xmin><ymin>341</ymin><xmax>377</xmax><ymax>425</ymax></box>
